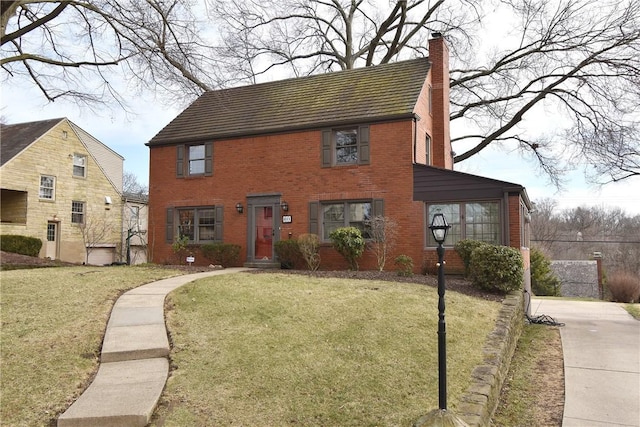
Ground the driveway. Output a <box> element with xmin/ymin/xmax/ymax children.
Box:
<box><xmin>531</xmin><ymin>299</ymin><xmax>640</xmax><ymax>427</ymax></box>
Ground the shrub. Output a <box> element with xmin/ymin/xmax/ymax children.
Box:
<box><xmin>200</xmin><ymin>243</ymin><xmax>241</xmax><ymax>267</ymax></box>
<box><xmin>365</xmin><ymin>215</ymin><xmax>398</xmax><ymax>271</ymax></box>
<box><xmin>298</xmin><ymin>234</ymin><xmax>320</xmax><ymax>271</ymax></box>
<box><xmin>607</xmin><ymin>271</ymin><xmax>640</xmax><ymax>303</ymax></box>
<box><xmin>468</xmin><ymin>244</ymin><xmax>524</xmax><ymax>293</ymax></box>
<box><xmin>1</xmin><ymin>235</ymin><xmax>42</xmax><ymax>257</ymax></box>
<box><xmin>274</xmin><ymin>239</ymin><xmax>302</xmax><ymax>269</ymax></box>
<box><xmin>530</xmin><ymin>247</ymin><xmax>561</xmax><ymax>296</ymax></box>
<box><xmin>329</xmin><ymin>227</ymin><xmax>365</xmax><ymax>270</ymax></box>
<box><xmin>394</xmin><ymin>255</ymin><xmax>414</xmax><ymax>277</ymax></box>
<box><xmin>454</xmin><ymin>239</ymin><xmax>489</xmax><ymax>277</ymax></box>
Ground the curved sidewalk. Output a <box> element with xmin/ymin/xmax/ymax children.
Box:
<box><xmin>58</xmin><ymin>268</ymin><xmax>249</xmax><ymax>427</ymax></box>
<box><xmin>531</xmin><ymin>298</ymin><xmax>640</xmax><ymax>427</ymax></box>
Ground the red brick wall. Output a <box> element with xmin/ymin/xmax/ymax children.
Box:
<box><xmin>149</xmin><ymin>119</ymin><xmax>437</xmax><ymax>270</ymax></box>
<box><xmin>428</xmin><ymin>36</ymin><xmax>452</xmax><ymax>169</ymax></box>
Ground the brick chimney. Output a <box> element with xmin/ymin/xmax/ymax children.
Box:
<box><xmin>428</xmin><ymin>33</ymin><xmax>452</xmax><ymax>170</ymax></box>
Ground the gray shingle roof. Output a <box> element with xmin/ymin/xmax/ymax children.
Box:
<box><xmin>148</xmin><ymin>57</ymin><xmax>431</xmax><ymax>146</ymax></box>
<box><xmin>1</xmin><ymin>118</ymin><xmax>64</xmax><ymax>166</ymax></box>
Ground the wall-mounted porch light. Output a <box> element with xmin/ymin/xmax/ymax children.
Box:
<box><xmin>236</xmin><ymin>203</ymin><xmax>244</xmax><ymax>214</ymax></box>
<box><xmin>280</xmin><ymin>201</ymin><xmax>289</xmax><ymax>212</ymax></box>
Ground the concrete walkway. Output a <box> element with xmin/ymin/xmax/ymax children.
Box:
<box><xmin>58</xmin><ymin>268</ymin><xmax>249</xmax><ymax>427</ymax></box>
<box><xmin>531</xmin><ymin>298</ymin><xmax>640</xmax><ymax>427</ymax></box>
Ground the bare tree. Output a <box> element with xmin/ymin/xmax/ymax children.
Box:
<box><xmin>366</xmin><ymin>215</ymin><xmax>398</xmax><ymax>271</ymax></box>
<box><xmin>210</xmin><ymin>0</ymin><xmax>640</xmax><ymax>185</ymax></box>
<box><xmin>123</xmin><ymin>171</ymin><xmax>148</xmax><ymax>196</ymax></box>
<box><xmin>530</xmin><ymin>198</ymin><xmax>561</xmax><ymax>252</ymax></box>
<box><xmin>78</xmin><ymin>210</ymin><xmax>116</xmax><ymax>264</ymax></box>
<box><xmin>1</xmin><ymin>0</ymin><xmax>218</xmax><ymax>107</ymax></box>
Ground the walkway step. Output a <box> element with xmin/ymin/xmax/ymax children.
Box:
<box><xmin>58</xmin><ymin>268</ymin><xmax>250</xmax><ymax>427</ymax></box>
<box><xmin>57</xmin><ymin>358</ymin><xmax>168</xmax><ymax>427</ymax></box>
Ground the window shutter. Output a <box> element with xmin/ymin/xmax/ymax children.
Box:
<box><xmin>309</xmin><ymin>201</ymin><xmax>319</xmax><ymax>235</ymax></box>
<box><xmin>166</xmin><ymin>208</ymin><xmax>174</xmax><ymax>242</ymax></box>
<box><xmin>176</xmin><ymin>146</ymin><xmax>184</xmax><ymax>177</ymax></box>
<box><xmin>359</xmin><ymin>125</ymin><xmax>370</xmax><ymax>165</ymax></box>
<box><xmin>205</xmin><ymin>142</ymin><xmax>213</xmax><ymax>176</ymax></box>
<box><xmin>373</xmin><ymin>199</ymin><xmax>384</xmax><ymax>217</ymax></box>
<box><xmin>214</xmin><ymin>205</ymin><xmax>224</xmax><ymax>241</ymax></box>
<box><xmin>321</xmin><ymin>130</ymin><xmax>332</xmax><ymax>167</ymax></box>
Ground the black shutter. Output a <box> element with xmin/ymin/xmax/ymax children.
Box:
<box><xmin>309</xmin><ymin>201</ymin><xmax>319</xmax><ymax>235</ymax></box>
<box><xmin>166</xmin><ymin>208</ymin><xmax>174</xmax><ymax>242</ymax></box>
<box><xmin>214</xmin><ymin>205</ymin><xmax>224</xmax><ymax>241</ymax></box>
<box><xmin>359</xmin><ymin>125</ymin><xmax>370</xmax><ymax>165</ymax></box>
<box><xmin>205</xmin><ymin>142</ymin><xmax>213</xmax><ymax>176</ymax></box>
<box><xmin>321</xmin><ymin>130</ymin><xmax>332</xmax><ymax>167</ymax></box>
<box><xmin>176</xmin><ymin>146</ymin><xmax>184</xmax><ymax>177</ymax></box>
<box><xmin>372</xmin><ymin>199</ymin><xmax>384</xmax><ymax>217</ymax></box>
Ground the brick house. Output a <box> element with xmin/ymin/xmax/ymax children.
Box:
<box><xmin>1</xmin><ymin>118</ymin><xmax>124</xmax><ymax>264</ymax></box>
<box><xmin>147</xmin><ymin>35</ymin><xmax>532</xmax><ymax>277</ymax></box>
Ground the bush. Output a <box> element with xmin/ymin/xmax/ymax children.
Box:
<box><xmin>329</xmin><ymin>227</ymin><xmax>365</xmax><ymax>270</ymax></box>
<box><xmin>454</xmin><ymin>239</ymin><xmax>489</xmax><ymax>277</ymax></box>
<box><xmin>1</xmin><ymin>235</ymin><xmax>42</xmax><ymax>257</ymax></box>
<box><xmin>468</xmin><ymin>244</ymin><xmax>524</xmax><ymax>293</ymax></box>
<box><xmin>200</xmin><ymin>243</ymin><xmax>241</xmax><ymax>267</ymax></box>
<box><xmin>394</xmin><ymin>255</ymin><xmax>414</xmax><ymax>277</ymax></box>
<box><xmin>607</xmin><ymin>271</ymin><xmax>640</xmax><ymax>303</ymax></box>
<box><xmin>530</xmin><ymin>247</ymin><xmax>561</xmax><ymax>296</ymax></box>
<box><xmin>297</xmin><ymin>234</ymin><xmax>320</xmax><ymax>271</ymax></box>
<box><xmin>274</xmin><ymin>239</ymin><xmax>302</xmax><ymax>269</ymax></box>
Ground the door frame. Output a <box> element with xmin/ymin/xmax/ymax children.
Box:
<box><xmin>245</xmin><ymin>194</ymin><xmax>282</xmax><ymax>264</ymax></box>
<box><xmin>45</xmin><ymin>221</ymin><xmax>60</xmax><ymax>260</ymax></box>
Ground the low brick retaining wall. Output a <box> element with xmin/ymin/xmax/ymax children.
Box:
<box><xmin>457</xmin><ymin>291</ymin><xmax>525</xmax><ymax>426</ymax></box>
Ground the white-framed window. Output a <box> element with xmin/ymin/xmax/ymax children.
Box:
<box><xmin>321</xmin><ymin>126</ymin><xmax>370</xmax><ymax>167</ymax></box>
<box><xmin>71</xmin><ymin>201</ymin><xmax>85</xmax><ymax>224</ymax></box>
<box><xmin>177</xmin><ymin>207</ymin><xmax>216</xmax><ymax>242</ymax></box>
<box><xmin>39</xmin><ymin>175</ymin><xmax>55</xmax><ymax>200</ymax></box>
<box><xmin>427</xmin><ymin>201</ymin><xmax>501</xmax><ymax>246</ymax></box>
<box><xmin>321</xmin><ymin>201</ymin><xmax>372</xmax><ymax>241</ymax></box>
<box><xmin>73</xmin><ymin>154</ymin><xmax>87</xmax><ymax>177</ymax></box>
<box><xmin>188</xmin><ymin>144</ymin><xmax>206</xmax><ymax>175</ymax></box>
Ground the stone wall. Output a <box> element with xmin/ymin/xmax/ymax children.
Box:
<box><xmin>551</xmin><ymin>260</ymin><xmax>599</xmax><ymax>299</ymax></box>
<box><xmin>457</xmin><ymin>291</ymin><xmax>524</xmax><ymax>426</ymax></box>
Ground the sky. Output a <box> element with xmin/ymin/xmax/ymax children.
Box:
<box><xmin>2</xmin><ymin>79</ymin><xmax>639</xmax><ymax>216</ymax></box>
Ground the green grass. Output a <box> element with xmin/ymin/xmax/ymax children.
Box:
<box><xmin>0</xmin><ymin>265</ymin><xmax>185</xmax><ymax>426</ymax></box>
<box><xmin>624</xmin><ymin>303</ymin><xmax>640</xmax><ymax>320</ymax></box>
<box><xmin>492</xmin><ymin>324</ymin><xmax>563</xmax><ymax>426</ymax></box>
<box><xmin>153</xmin><ymin>273</ymin><xmax>501</xmax><ymax>426</ymax></box>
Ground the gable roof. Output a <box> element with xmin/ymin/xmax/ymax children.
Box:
<box><xmin>413</xmin><ymin>163</ymin><xmax>532</xmax><ymax>209</ymax></box>
<box><xmin>148</xmin><ymin>57</ymin><xmax>431</xmax><ymax>146</ymax></box>
<box><xmin>1</xmin><ymin>118</ymin><xmax>64</xmax><ymax>166</ymax></box>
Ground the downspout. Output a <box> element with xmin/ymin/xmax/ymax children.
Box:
<box><xmin>413</xmin><ymin>115</ymin><xmax>419</xmax><ymax>163</ymax></box>
<box><xmin>503</xmin><ymin>191</ymin><xmax>510</xmax><ymax>246</ymax></box>
<box><xmin>121</xmin><ymin>195</ymin><xmax>127</xmax><ymax>263</ymax></box>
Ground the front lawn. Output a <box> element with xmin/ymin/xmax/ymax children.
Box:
<box><xmin>0</xmin><ymin>265</ymin><xmax>185</xmax><ymax>426</ymax></box>
<box><xmin>153</xmin><ymin>273</ymin><xmax>501</xmax><ymax>426</ymax></box>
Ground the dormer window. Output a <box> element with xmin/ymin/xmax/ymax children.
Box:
<box><xmin>321</xmin><ymin>125</ymin><xmax>370</xmax><ymax>167</ymax></box>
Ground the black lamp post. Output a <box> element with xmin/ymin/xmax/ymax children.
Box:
<box><xmin>428</xmin><ymin>213</ymin><xmax>451</xmax><ymax>411</ymax></box>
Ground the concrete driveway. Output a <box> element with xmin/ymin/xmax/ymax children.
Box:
<box><xmin>531</xmin><ymin>298</ymin><xmax>640</xmax><ymax>427</ymax></box>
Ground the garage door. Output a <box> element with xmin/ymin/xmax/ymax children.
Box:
<box><xmin>88</xmin><ymin>247</ymin><xmax>115</xmax><ymax>265</ymax></box>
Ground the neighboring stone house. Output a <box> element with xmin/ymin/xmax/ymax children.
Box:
<box><xmin>1</xmin><ymin>118</ymin><xmax>124</xmax><ymax>265</ymax></box>
<box><xmin>146</xmin><ymin>35</ymin><xmax>532</xmax><ymax>276</ymax></box>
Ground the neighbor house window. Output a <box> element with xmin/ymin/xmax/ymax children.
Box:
<box><xmin>321</xmin><ymin>126</ymin><xmax>370</xmax><ymax>167</ymax></box>
<box><xmin>427</xmin><ymin>202</ymin><xmax>501</xmax><ymax>246</ymax></box>
<box><xmin>39</xmin><ymin>175</ymin><xmax>55</xmax><ymax>200</ymax></box>
<box><xmin>176</xmin><ymin>142</ymin><xmax>213</xmax><ymax>177</ymax></box>
<box><xmin>321</xmin><ymin>201</ymin><xmax>372</xmax><ymax>240</ymax></box>
<box><xmin>73</xmin><ymin>154</ymin><xmax>87</xmax><ymax>177</ymax></box>
<box><xmin>71</xmin><ymin>201</ymin><xmax>85</xmax><ymax>224</ymax></box>
<box><xmin>176</xmin><ymin>207</ymin><xmax>217</xmax><ymax>243</ymax></box>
